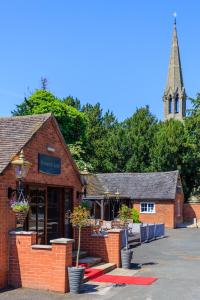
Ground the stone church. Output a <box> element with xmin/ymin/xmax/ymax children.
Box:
<box><xmin>163</xmin><ymin>19</ymin><xmax>186</xmax><ymax>121</ymax></box>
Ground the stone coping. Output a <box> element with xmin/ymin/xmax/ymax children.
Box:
<box><xmin>50</xmin><ymin>238</ymin><xmax>74</xmax><ymax>244</ymax></box>
<box><xmin>91</xmin><ymin>233</ymin><xmax>108</xmax><ymax>237</ymax></box>
<box><xmin>32</xmin><ymin>245</ymin><xmax>52</xmax><ymax>250</ymax></box>
<box><xmin>107</xmin><ymin>229</ymin><xmax>123</xmax><ymax>233</ymax></box>
<box><xmin>9</xmin><ymin>231</ymin><xmax>36</xmax><ymax>235</ymax></box>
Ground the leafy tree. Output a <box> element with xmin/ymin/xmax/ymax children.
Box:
<box><xmin>68</xmin><ymin>142</ymin><xmax>93</xmax><ymax>171</ymax></box>
<box><xmin>63</xmin><ymin>96</ymin><xmax>81</xmax><ymax>111</ymax></box>
<box><xmin>150</xmin><ymin>119</ymin><xmax>186</xmax><ymax>172</ymax></box>
<box><xmin>123</xmin><ymin>106</ymin><xmax>157</xmax><ymax>172</ymax></box>
<box><xmin>12</xmin><ymin>90</ymin><xmax>87</xmax><ymax>144</ymax></box>
<box><xmin>183</xmin><ymin>94</ymin><xmax>200</xmax><ymax>198</ymax></box>
<box><xmin>70</xmin><ymin>206</ymin><xmax>90</xmax><ymax>267</ymax></box>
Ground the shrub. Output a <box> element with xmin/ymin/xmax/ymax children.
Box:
<box><xmin>132</xmin><ymin>208</ymin><xmax>140</xmax><ymax>223</ymax></box>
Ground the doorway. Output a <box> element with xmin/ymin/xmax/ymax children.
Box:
<box><xmin>26</xmin><ymin>185</ymin><xmax>73</xmax><ymax>244</ymax></box>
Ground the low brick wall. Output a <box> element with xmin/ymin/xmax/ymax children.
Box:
<box><xmin>74</xmin><ymin>226</ymin><xmax>122</xmax><ymax>267</ymax></box>
<box><xmin>183</xmin><ymin>203</ymin><xmax>200</xmax><ymax>222</ymax></box>
<box><xmin>9</xmin><ymin>231</ymin><xmax>73</xmax><ymax>293</ymax></box>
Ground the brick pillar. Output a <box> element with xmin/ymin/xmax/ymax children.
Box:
<box><xmin>9</xmin><ymin>231</ymin><xmax>37</xmax><ymax>288</ymax></box>
<box><xmin>107</xmin><ymin>229</ymin><xmax>122</xmax><ymax>267</ymax></box>
<box><xmin>50</xmin><ymin>238</ymin><xmax>74</xmax><ymax>293</ymax></box>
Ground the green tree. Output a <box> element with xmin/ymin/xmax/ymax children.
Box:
<box><xmin>150</xmin><ymin>119</ymin><xmax>186</xmax><ymax>172</ymax></box>
<box><xmin>183</xmin><ymin>94</ymin><xmax>200</xmax><ymax>198</ymax></box>
<box><xmin>63</xmin><ymin>96</ymin><xmax>81</xmax><ymax>111</ymax></box>
<box><xmin>123</xmin><ymin>106</ymin><xmax>157</xmax><ymax>172</ymax></box>
<box><xmin>12</xmin><ymin>90</ymin><xmax>87</xmax><ymax>145</ymax></box>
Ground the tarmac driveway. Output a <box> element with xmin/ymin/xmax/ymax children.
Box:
<box><xmin>1</xmin><ymin>228</ymin><xmax>200</xmax><ymax>300</ymax></box>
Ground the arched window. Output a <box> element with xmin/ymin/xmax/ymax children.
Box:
<box><xmin>168</xmin><ymin>95</ymin><xmax>172</xmax><ymax>114</ymax></box>
<box><xmin>175</xmin><ymin>94</ymin><xmax>179</xmax><ymax>113</ymax></box>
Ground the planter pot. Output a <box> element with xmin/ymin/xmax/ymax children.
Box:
<box><xmin>14</xmin><ymin>211</ymin><xmax>28</xmax><ymax>227</ymax></box>
<box><xmin>68</xmin><ymin>266</ymin><xmax>85</xmax><ymax>294</ymax></box>
<box><xmin>121</xmin><ymin>249</ymin><xmax>133</xmax><ymax>269</ymax></box>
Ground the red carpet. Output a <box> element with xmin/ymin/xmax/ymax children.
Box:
<box><xmin>84</xmin><ymin>268</ymin><xmax>105</xmax><ymax>280</ymax></box>
<box><xmin>92</xmin><ymin>274</ymin><xmax>157</xmax><ymax>285</ymax></box>
<box><xmin>84</xmin><ymin>268</ymin><xmax>157</xmax><ymax>285</ymax></box>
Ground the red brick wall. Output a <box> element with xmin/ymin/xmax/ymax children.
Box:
<box><xmin>9</xmin><ymin>232</ymin><xmax>73</xmax><ymax>293</ymax></box>
<box><xmin>133</xmin><ymin>200</ymin><xmax>175</xmax><ymax>228</ymax></box>
<box><xmin>0</xmin><ymin>168</ymin><xmax>16</xmax><ymax>289</ymax></box>
<box><xmin>74</xmin><ymin>226</ymin><xmax>122</xmax><ymax>267</ymax></box>
<box><xmin>0</xmin><ymin>117</ymin><xmax>82</xmax><ymax>289</ymax></box>
<box><xmin>183</xmin><ymin>203</ymin><xmax>200</xmax><ymax>221</ymax></box>
<box><xmin>24</xmin><ymin>118</ymin><xmax>82</xmax><ymax>206</ymax></box>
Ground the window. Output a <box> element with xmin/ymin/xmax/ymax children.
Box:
<box><xmin>140</xmin><ymin>202</ymin><xmax>155</xmax><ymax>214</ymax></box>
<box><xmin>168</xmin><ymin>95</ymin><xmax>172</xmax><ymax>114</ymax></box>
<box><xmin>175</xmin><ymin>94</ymin><xmax>179</xmax><ymax>113</ymax></box>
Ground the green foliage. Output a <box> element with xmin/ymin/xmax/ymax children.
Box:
<box><xmin>68</xmin><ymin>142</ymin><xmax>93</xmax><ymax>171</ymax></box>
<box><xmin>11</xmin><ymin>82</ymin><xmax>200</xmax><ymax>201</ymax></box>
<box><xmin>70</xmin><ymin>206</ymin><xmax>90</xmax><ymax>267</ymax></box>
<box><xmin>118</xmin><ymin>204</ymin><xmax>132</xmax><ymax>223</ymax></box>
<box><xmin>81</xmin><ymin>200</ymin><xmax>90</xmax><ymax>210</ymax></box>
<box><xmin>10</xmin><ymin>199</ymin><xmax>30</xmax><ymax>213</ymax></box>
<box><xmin>12</xmin><ymin>90</ymin><xmax>87</xmax><ymax>145</ymax></box>
<box><xmin>63</xmin><ymin>96</ymin><xmax>81</xmax><ymax>111</ymax></box>
<box><xmin>132</xmin><ymin>208</ymin><xmax>140</xmax><ymax>223</ymax></box>
<box><xmin>123</xmin><ymin>106</ymin><xmax>157</xmax><ymax>172</ymax></box>
<box><xmin>150</xmin><ymin>119</ymin><xmax>186</xmax><ymax>171</ymax></box>
<box><xmin>70</xmin><ymin>205</ymin><xmax>90</xmax><ymax>228</ymax></box>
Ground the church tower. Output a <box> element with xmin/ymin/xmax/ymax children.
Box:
<box><xmin>163</xmin><ymin>19</ymin><xmax>186</xmax><ymax>121</ymax></box>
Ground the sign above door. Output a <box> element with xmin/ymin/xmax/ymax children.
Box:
<box><xmin>38</xmin><ymin>154</ymin><xmax>61</xmax><ymax>175</ymax></box>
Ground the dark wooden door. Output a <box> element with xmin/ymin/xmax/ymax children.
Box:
<box><xmin>47</xmin><ymin>187</ymin><xmax>63</xmax><ymax>243</ymax></box>
<box><xmin>27</xmin><ymin>187</ymin><xmax>46</xmax><ymax>244</ymax></box>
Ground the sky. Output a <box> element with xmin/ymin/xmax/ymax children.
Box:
<box><xmin>0</xmin><ymin>0</ymin><xmax>199</xmax><ymax>121</ymax></box>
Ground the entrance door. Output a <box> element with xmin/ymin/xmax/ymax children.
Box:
<box><xmin>27</xmin><ymin>187</ymin><xmax>46</xmax><ymax>244</ymax></box>
<box><xmin>47</xmin><ymin>187</ymin><xmax>63</xmax><ymax>243</ymax></box>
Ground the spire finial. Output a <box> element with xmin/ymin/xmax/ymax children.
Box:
<box><xmin>173</xmin><ymin>12</ymin><xmax>177</xmax><ymax>25</ymax></box>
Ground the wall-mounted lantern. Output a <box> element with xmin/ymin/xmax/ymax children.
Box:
<box><xmin>80</xmin><ymin>166</ymin><xmax>89</xmax><ymax>197</ymax></box>
<box><xmin>8</xmin><ymin>150</ymin><xmax>31</xmax><ymax>200</ymax></box>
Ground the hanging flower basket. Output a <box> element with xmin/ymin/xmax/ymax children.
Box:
<box><xmin>15</xmin><ymin>211</ymin><xmax>28</xmax><ymax>226</ymax></box>
<box><xmin>10</xmin><ymin>199</ymin><xmax>30</xmax><ymax>227</ymax></box>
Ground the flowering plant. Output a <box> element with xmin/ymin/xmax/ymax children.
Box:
<box><xmin>10</xmin><ymin>199</ymin><xmax>30</xmax><ymax>213</ymax></box>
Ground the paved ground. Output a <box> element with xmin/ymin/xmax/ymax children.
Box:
<box><xmin>1</xmin><ymin>228</ymin><xmax>200</xmax><ymax>300</ymax></box>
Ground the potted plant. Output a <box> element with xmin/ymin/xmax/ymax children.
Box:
<box><xmin>68</xmin><ymin>206</ymin><xmax>90</xmax><ymax>294</ymax></box>
<box><xmin>10</xmin><ymin>199</ymin><xmax>30</xmax><ymax>227</ymax></box>
<box><xmin>118</xmin><ymin>204</ymin><xmax>133</xmax><ymax>269</ymax></box>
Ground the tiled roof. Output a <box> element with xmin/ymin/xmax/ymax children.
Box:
<box><xmin>86</xmin><ymin>171</ymin><xmax>179</xmax><ymax>200</ymax></box>
<box><xmin>0</xmin><ymin>113</ymin><xmax>51</xmax><ymax>174</ymax></box>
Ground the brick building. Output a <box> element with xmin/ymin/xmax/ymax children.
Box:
<box><xmin>84</xmin><ymin>171</ymin><xmax>184</xmax><ymax>228</ymax></box>
<box><xmin>0</xmin><ymin>113</ymin><xmax>83</xmax><ymax>289</ymax></box>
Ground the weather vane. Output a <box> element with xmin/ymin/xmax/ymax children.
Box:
<box><xmin>173</xmin><ymin>12</ymin><xmax>177</xmax><ymax>24</ymax></box>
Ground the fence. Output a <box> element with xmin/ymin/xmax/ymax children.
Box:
<box><xmin>140</xmin><ymin>223</ymin><xmax>165</xmax><ymax>243</ymax></box>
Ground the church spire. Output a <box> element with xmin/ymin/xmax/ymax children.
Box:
<box><xmin>163</xmin><ymin>18</ymin><xmax>186</xmax><ymax>121</ymax></box>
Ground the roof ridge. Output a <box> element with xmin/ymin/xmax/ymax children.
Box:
<box><xmin>96</xmin><ymin>170</ymin><xmax>179</xmax><ymax>176</ymax></box>
<box><xmin>0</xmin><ymin>112</ymin><xmax>52</xmax><ymax>121</ymax></box>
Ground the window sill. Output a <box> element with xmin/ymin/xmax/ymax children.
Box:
<box><xmin>140</xmin><ymin>212</ymin><xmax>156</xmax><ymax>214</ymax></box>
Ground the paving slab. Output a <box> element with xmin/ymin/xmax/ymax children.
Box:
<box><xmin>108</xmin><ymin>267</ymin><xmax>139</xmax><ymax>276</ymax></box>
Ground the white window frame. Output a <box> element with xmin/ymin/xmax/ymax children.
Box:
<box><xmin>140</xmin><ymin>202</ymin><xmax>156</xmax><ymax>214</ymax></box>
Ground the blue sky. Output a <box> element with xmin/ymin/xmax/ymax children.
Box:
<box><xmin>0</xmin><ymin>0</ymin><xmax>199</xmax><ymax>121</ymax></box>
